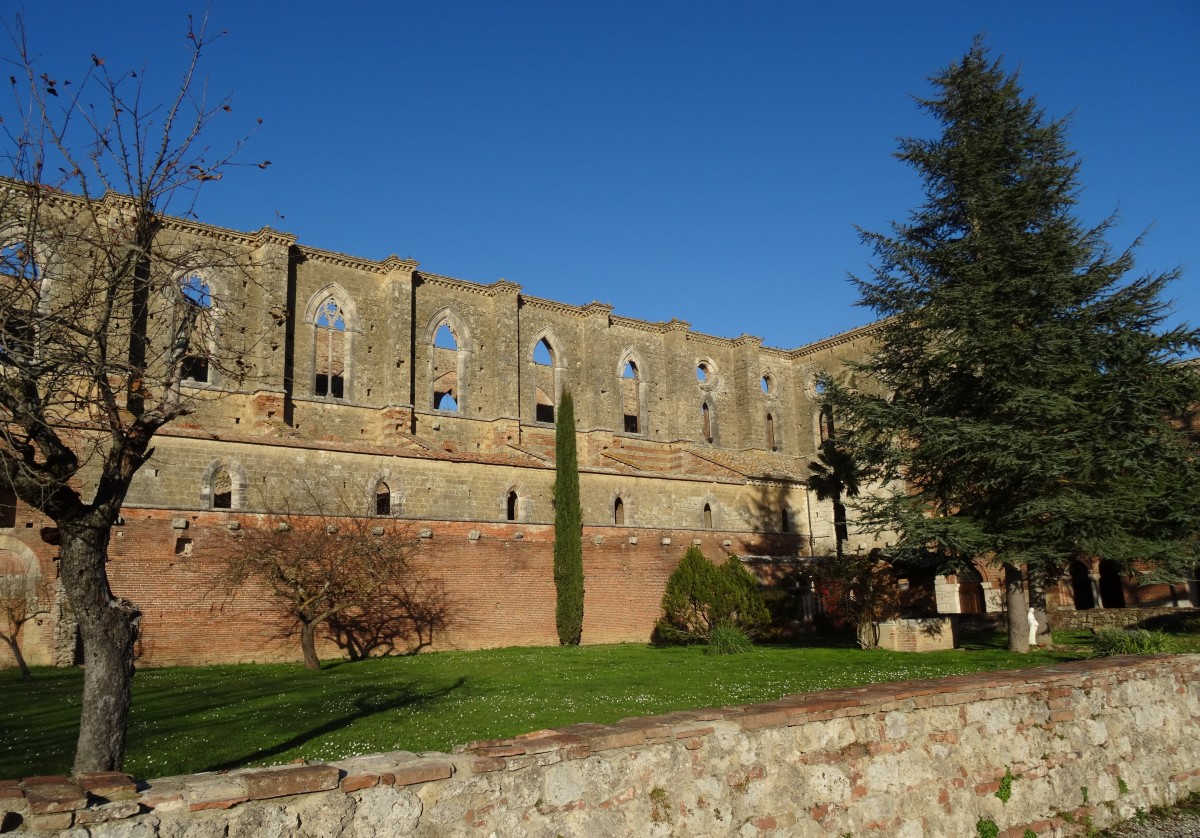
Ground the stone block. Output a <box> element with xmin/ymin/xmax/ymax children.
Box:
<box><xmin>242</xmin><ymin>764</ymin><xmax>340</xmax><ymax>800</ymax></box>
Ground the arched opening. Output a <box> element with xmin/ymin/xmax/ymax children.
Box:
<box><xmin>956</xmin><ymin>564</ymin><xmax>986</xmax><ymax>614</ymax></box>
<box><xmin>766</xmin><ymin>413</ymin><xmax>776</xmax><ymax>452</ymax></box>
<box><xmin>780</xmin><ymin>508</ymin><xmax>790</xmax><ymax>533</ymax></box>
<box><xmin>506</xmin><ymin>490</ymin><xmax>519</xmax><ymax>522</ymax></box>
<box><xmin>621</xmin><ymin>359</ymin><xmax>641</xmax><ymax>433</ymax></box>
<box><xmin>433</xmin><ymin>370</ymin><xmax>459</xmax><ymax>412</ymax></box>
<box><xmin>613</xmin><ymin>497</ymin><xmax>625</xmax><ymax>526</ymax></box>
<box><xmin>760</xmin><ymin>374</ymin><xmax>773</xmax><ymax>395</ymax></box>
<box><xmin>1069</xmin><ymin>559</ymin><xmax>1095</xmax><ymax>610</ymax></box>
<box><xmin>701</xmin><ymin>402</ymin><xmax>713</xmax><ymax>443</ymax></box>
<box><xmin>211</xmin><ymin>466</ymin><xmax>232</xmax><ymax>510</ymax></box>
<box><xmin>434</xmin><ymin>323</ymin><xmax>457</xmax><ymax>349</ymax></box>
<box><xmin>703</xmin><ymin>503</ymin><xmax>713</xmax><ymax>529</ymax></box>
<box><xmin>533</xmin><ymin>338</ymin><xmax>553</xmax><ymax>366</ymax></box>
<box><xmin>1099</xmin><ymin>560</ymin><xmax>1126</xmax><ymax>609</ymax></box>
<box><xmin>375</xmin><ymin>482</ymin><xmax>391</xmax><ymax>516</ymax></box>
<box><xmin>180</xmin><ymin>275</ymin><xmax>213</xmax><ymax>384</ymax></box>
<box><xmin>314</xmin><ymin>297</ymin><xmax>347</xmax><ymax>398</ymax></box>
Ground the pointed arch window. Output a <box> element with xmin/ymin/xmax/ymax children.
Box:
<box><xmin>530</xmin><ymin>334</ymin><xmax>562</xmax><ymax>424</ymax></box>
<box><xmin>506</xmin><ymin>490</ymin><xmax>519</xmax><ymax>521</ymax></box>
<box><xmin>211</xmin><ymin>466</ymin><xmax>232</xmax><ymax>510</ymax></box>
<box><xmin>766</xmin><ymin>412</ymin><xmax>777</xmax><ymax>452</ymax></box>
<box><xmin>620</xmin><ymin>359</ymin><xmax>642</xmax><ymax>434</ymax></box>
<box><xmin>429</xmin><ymin>315</ymin><xmax>466</xmax><ymax>412</ymax></box>
<box><xmin>375</xmin><ymin>481</ymin><xmax>392</xmax><ymax>516</ymax></box>
<box><xmin>703</xmin><ymin>503</ymin><xmax>713</xmax><ymax>529</ymax></box>
<box><xmin>613</xmin><ymin>496</ymin><xmax>625</xmax><ymax>526</ymax></box>
<box><xmin>701</xmin><ymin>401</ymin><xmax>714</xmax><ymax>444</ymax></box>
<box><xmin>314</xmin><ymin>297</ymin><xmax>347</xmax><ymax>398</ymax></box>
<box><xmin>179</xmin><ymin>274</ymin><xmax>214</xmax><ymax>384</ymax></box>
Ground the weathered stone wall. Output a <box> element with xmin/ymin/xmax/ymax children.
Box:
<box><xmin>4</xmin><ymin>656</ymin><xmax>1198</xmax><ymax>835</ymax></box>
<box><xmin>1051</xmin><ymin>606</ymin><xmax>1200</xmax><ymax>633</ymax></box>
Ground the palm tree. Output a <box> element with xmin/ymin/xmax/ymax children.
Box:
<box><xmin>807</xmin><ymin>439</ymin><xmax>863</xmax><ymax>560</ymax></box>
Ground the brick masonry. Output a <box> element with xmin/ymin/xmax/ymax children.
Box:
<box><xmin>2</xmin><ymin>655</ymin><xmax>1197</xmax><ymax>836</ymax></box>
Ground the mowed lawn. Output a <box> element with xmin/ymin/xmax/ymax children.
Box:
<box><xmin>0</xmin><ymin>631</ymin><xmax>1163</xmax><ymax>781</ymax></box>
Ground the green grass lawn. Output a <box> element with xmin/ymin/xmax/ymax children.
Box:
<box><xmin>0</xmin><ymin>630</ymin><xmax>1180</xmax><ymax>781</ymax></box>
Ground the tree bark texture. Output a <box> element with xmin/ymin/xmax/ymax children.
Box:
<box><xmin>300</xmin><ymin>621</ymin><xmax>321</xmax><ymax>670</ymax></box>
<box><xmin>58</xmin><ymin>524</ymin><xmax>140</xmax><ymax>773</ymax></box>
<box><xmin>1004</xmin><ymin>562</ymin><xmax>1030</xmax><ymax>653</ymax></box>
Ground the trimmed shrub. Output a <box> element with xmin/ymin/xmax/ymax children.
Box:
<box><xmin>1092</xmin><ymin>627</ymin><xmax>1171</xmax><ymax>657</ymax></box>
<box><xmin>705</xmin><ymin>621</ymin><xmax>753</xmax><ymax>655</ymax></box>
<box><xmin>654</xmin><ymin>548</ymin><xmax>769</xmax><ymax>645</ymax></box>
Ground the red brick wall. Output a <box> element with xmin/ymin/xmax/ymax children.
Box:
<box><xmin>9</xmin><ymin>508</ymin><xmax>796</xmax><ymax>668</ymax></box>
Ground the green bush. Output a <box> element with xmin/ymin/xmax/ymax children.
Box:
<box><xmin>705</xmin><ymin>622</ymin><xmax>753</xmax><ymax>655</ymax></box>
<box><xmin>1092</xmin><ymin>628</ymin><xmax>1171</xmax><ymax>656</ymax></box>
<box><xmin>654</xmin><ymin>548</ymin><xmax>769</xmax><ymax>645</ymax></box>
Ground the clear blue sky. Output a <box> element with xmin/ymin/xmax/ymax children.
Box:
<box><xmin>7</xmin><ymin>1</ymin><xmax>1198</xmax><ymax>350</ymax></box>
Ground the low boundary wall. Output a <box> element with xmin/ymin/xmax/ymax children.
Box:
<box><xmin>4</xmin><ymin>656</ymin><xmax>1199</xmax><ymax>836</ymax></box>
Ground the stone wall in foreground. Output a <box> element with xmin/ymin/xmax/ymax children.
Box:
<box><xmin>3</xmin><ymin>656</ymin><xmax>1199</xmax><ymax>836</ymax></box>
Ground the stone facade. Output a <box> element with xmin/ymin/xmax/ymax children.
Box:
<box><xmin>1</xmin><ymin>210</ymin><xmax>1195</xmax><ymax>669</ymax></box>
<box><xmin>3</xmin><ymin>656</ymin><xmax>1198</xmax><ymax>835</ymax></box>
<box><xmin>0</xmin><ymin>214</ymin><xmax>896</xmax><ymax>667</ymax></box>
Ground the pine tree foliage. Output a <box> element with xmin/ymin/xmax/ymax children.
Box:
<box><xmin>832</xmin><ymin>41</ymin><xmax>1200</xmax><ymax>648</ymax></box>
<box><xmin>552</xmin><ymin>390</ymin><xmax>584</xmax><ymax>645</ymax></box>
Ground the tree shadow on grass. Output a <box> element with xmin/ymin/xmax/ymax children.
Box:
<box><xmin>205</xmin><ymin>676</ymin><xmax>466</xmax><ymax>772</ymax></box>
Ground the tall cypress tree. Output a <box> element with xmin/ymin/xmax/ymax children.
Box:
<box><xmin>834</xmin><ymin>40</ymin><xmax>1200</xmax><ymax>651</ymax></box>
<box><xmin>553</xmin><ymin>389</ymin><xmax>584</xmax><ymax>645</ymax></box>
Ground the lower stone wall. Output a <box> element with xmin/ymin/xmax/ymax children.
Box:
<box><xmin>5</xmin><ymin>656</ymin><xmax>1199</xmax><ymax>836</ymax></box>
<box><xmin>1050</xmin><ymin>606</ymin><xmax>1200</xmax><ymax>633</ymax></box>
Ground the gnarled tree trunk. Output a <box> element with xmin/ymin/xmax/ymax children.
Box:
<box><xmin>58</xmin><ymin>523</ymin><xmax>140</xmax><ymax>773</ymax></box>
<box><xmin>299</xmin><ymin>621</ymin><xmax>321</xmax><ymax>670</ymax></box>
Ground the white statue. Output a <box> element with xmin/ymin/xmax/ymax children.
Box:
<box><xmin>1028</xmin><ymin>607</ymin><xmax>1039</xmax><ymax>647</ymax></box>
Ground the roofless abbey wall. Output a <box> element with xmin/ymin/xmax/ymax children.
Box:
<box><xmin>2</xmin><ymin>216</ymin><xmax>887</xmax><ymax>666</ymax></box>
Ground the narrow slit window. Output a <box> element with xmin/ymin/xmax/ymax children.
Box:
<box><xmin>703</xmin><ymin>503</ymin><xmax>713</xmax><ymax>529</ymax></box>
<box><xmin>506</xmin><ymin>490</ymin><xmax>519</xmax><ymax>521</ymax></box>
<box><xmin>376</xmin><ymin>482</ymin><xmax>391</xmax><ymax>516</ymax></box>
<box><xmin>766</xmin><ymin>413</ymin><xmax>776</xmax><ymax>451</ymax></box>
<box><xmin>701</xmin><ymin>402</ymin><xmax>713</xmax><ymax>443</ymax></box>
<box><xmin>613</xmin><ymin>497</ymin><xmax>625</xmax><ymax>526</ymax></box>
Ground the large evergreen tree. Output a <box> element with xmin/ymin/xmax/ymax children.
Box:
<box><xmin>552</xmin><ymin>390</ymin><xmax>584</xmax><ymax>645</ymax></box>
<box><xmin>833</xmin><ymin>41</ymin><xmax>1200</xmax><ymax>651</ymax></box>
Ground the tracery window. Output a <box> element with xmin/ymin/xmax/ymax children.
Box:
<box><xmin>314</xmin><ymin>297</ymin><xmax>347</xmax><ymax>398</ymax></box>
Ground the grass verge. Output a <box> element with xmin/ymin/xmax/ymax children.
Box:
<box><xmin>0</xmin><ymin>631</ymin><xmax>1099</xmax><ymax>779</ymax></box>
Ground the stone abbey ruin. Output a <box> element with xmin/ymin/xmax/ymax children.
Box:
<box><xmin>1</xmin><ymin>206</ymin><xmax>1195</xmax><ymax>669</ymax></box>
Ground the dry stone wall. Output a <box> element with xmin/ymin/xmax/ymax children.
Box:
<box><xmin>3</xmin><ymin>656</ymin><xmax>1198</xmax><ymax>836</ymax></box>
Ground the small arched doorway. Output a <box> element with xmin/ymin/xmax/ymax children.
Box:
<box><xmin>957</xmin><ymin>564</ymin><xmax>986</xmax><ymax>614</ymax></box>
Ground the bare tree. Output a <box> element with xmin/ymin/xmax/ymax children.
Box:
<box><xmin>219</xmin><ymin>477</ymin><xmax>433</xmax><ymax>670</ymax></box>
<box><xmin>0</xmin><ymin>572</ymin><xmax>52</xmax><ymax>680</ymax></box>
<box><xmin>0</xmin><ymin>15</ymin><xmax>260</xmax><ymax>771</ymax></box>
